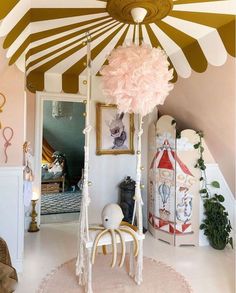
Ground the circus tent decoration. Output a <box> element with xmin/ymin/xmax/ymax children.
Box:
<box><xmin>148</xmin><ymin>115</ymin><xmax>200</xmax><ymax>246</ymax></box>
<box><xmin>150</xmin><ymin>139</ymin><xmax>194</xmax><ymax>232</ymax></box>
<box><xmin>0</xmin><ymin>0</ymin><xmax>235</xmax><ymax>93</ymax></box>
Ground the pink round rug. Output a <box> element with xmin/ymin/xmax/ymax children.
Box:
<box><xmin>38</xmin><ymin>255</ymin><xmax>192</xmax><ymax>293</ymax></box>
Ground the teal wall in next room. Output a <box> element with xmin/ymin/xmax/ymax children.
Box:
<box><xmin>43</xmin><ymin>100</ymin><xmax>85</xmax><ymax>184</ymax></box>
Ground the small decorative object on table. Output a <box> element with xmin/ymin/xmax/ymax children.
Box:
<box><xmin>28</xmin><ymin>193</ymin><xmax>40</xmax><ymax>232</ymax></box>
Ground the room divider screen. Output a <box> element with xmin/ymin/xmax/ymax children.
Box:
<box><xmin>148</xmin><ymin>115</ymin><xmax>200</xmax><ymax>246</ymax></box>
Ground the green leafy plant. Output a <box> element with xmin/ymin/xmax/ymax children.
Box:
<box><xmin>200</xmin><ymin>194</ymin><xmax>233</xmax><ymax>250</ymax></box>
<box><xmin>194</xmin><ymin>131</ymin><xmax>233</xmax><ymax>250</ymax></box>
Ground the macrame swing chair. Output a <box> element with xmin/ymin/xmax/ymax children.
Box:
<box><xmin>76</xmin><ymin>32</ymin><xmax>174</xmax><ymax>293</ymax></box>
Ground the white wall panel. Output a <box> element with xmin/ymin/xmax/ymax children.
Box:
<box><xmin>0</xmin><ymin>167</ymin><xmax>24</xmax><ymax>272</ymax></box>
<box><xmin>199</xmin><ymin>163</ymin><xmax>235</xmax><ymax>246</ymax></box>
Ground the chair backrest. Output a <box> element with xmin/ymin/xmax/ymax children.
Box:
<box><xmin>0</xmin><ymin>237</ymin><xmax>12</xmax><ymax>266</ymax></box>
<box><xmin>0</xmin><ymin>237</ymin><xmax>18</xmax><ymax>282</ymax></box>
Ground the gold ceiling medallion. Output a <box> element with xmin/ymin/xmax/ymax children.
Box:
<box><xmin>106</xmin><ymin>0</ymin><xmax>173</xmax><ymax>24</ymax></box>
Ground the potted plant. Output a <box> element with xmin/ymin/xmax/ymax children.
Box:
<box><xmin>200</xmin><ymin>194</ymin><xmax>233</xmax><ymax>250</ymax></box>
<box><xmin>194</xmin><ymin>131</ymin><xmax>233</xmax><ymax>250</ymax></box>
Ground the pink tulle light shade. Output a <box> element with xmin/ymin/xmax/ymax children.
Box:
<box><xmin>100</xmin><ymin>43</ymin><xmax>174</xmax><ymax>117</ymax></box>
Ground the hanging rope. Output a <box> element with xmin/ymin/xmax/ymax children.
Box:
<box><xmin>76</xmin><ymin>32</ymin><xmax>92</xmax><ymax>281</ymax></box>
<box><xmin>131</xmin><ymin>114</ymin><xmax>144</xmax><ymax>285</ymax></box>
<box><xmin>132</xmin><ymin>115</ymin><xmax>144</xmax><ymax>234</ymax></box>
<box><xmin>2</xmin><ymin>126</ymin><xmax>14</xmax><ymax>163</ymax></box>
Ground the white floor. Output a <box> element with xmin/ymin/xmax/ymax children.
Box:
<box><xmin>16</xmin><ymin>222</ymin><xmax>235</xmax><ymax>293</ymax></box>
<box><xmin>40</xmin><ymin>212</ymin><xmax>80</xmax><ymax>224</ymax></box>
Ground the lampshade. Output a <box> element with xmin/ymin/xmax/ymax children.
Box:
<box><xmin>32</xmin><ymin>192</ymin><xmax>39</xmax><ymax>200</ymax></box>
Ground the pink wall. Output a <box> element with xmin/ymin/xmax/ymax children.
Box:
<box><xmin>0</xmin><ymin>46</ymin><xmax>25</xmax><ymax>166</ymax></box>
<box><xmin>159</xmin><ymin>56</ymin><xmax>235</xmax><ymax>195</ymax></box>
<box><xmin>26</xmin><ymin>89</ymin><xmax>36</xmax><ymax>153</ymax></box>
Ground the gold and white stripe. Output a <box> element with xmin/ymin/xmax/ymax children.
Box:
<box><xmin>0</xmin><ymin>0</ymin><xmax>234</xmax><ymax>93</ymax></box>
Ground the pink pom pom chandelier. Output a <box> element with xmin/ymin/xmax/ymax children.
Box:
<box><xmin>102</xmin><ymin>1</ymin><xmax>174</xmax><ymax>117</ymax></box>
<box><xmin>100</xmin><ymin>43</ymin><xmax>174</xmax><ymax>117</ymax></box>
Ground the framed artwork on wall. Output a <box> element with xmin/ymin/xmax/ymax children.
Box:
<box><xmin>96</xmin><ymin>103</ymin><xmax>135</xmax><ymax>155</ymax></box>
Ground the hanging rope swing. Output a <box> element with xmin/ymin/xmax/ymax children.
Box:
<box><xmin>76</xmin><ymin>34</ymin><xmax>174</xmax><ymax>293</ymax></box>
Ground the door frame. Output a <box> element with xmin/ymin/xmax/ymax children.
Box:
<box><xmin>34</xmin><ymin>91</ymin><xmax>86</xmax><ymax>226</ymax></box>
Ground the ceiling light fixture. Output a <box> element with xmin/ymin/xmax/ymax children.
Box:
<box><xmin>106</xmin><ymin>0</ymin><xmax>173</xmax><ymax>24</ymax></box>
<box><xmin>131</xmin><ymin>7</ymin><xmax>148</xmax><ymax>23</ymax></box>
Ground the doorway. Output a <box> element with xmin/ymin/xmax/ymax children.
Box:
<box><xmin>34</xmin><ymin>92</ymin><xmax>86</xmax><ymax>226</ymax></box>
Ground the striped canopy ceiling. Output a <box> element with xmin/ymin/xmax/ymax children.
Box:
<box><xmin>0</xmin><ymin>0</ymin><xmax>235</xmax><ymax>93</ymax></box>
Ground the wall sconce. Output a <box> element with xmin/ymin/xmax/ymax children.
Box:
<box><xmin>28</xmin><ymin>192</ymin><xmax>40</xmax><ymax>233</ymax></box>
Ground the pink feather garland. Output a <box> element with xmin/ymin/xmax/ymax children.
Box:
<box><xmin>100</xmin><ymin>43</ymin><xmax>174</xmax><ymax>117</ymax></box>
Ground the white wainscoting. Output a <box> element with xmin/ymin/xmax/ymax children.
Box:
<box><xmin>0</xmin><ymin>167</ymin><xmax>24</xmax><ymax>272</ymax></box>
<box><xmin>199</xmin><ymin>163</ymin><xmax>235</xmax><ymax>246</ymax></box>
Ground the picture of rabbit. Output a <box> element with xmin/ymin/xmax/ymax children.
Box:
<box><xmin>96</xmin><ymin>103</ymin><xmax>134</xmax><ymax>155</ymax></box>
<box><xmin>106</xmin><ymin>113</ymin><xmax>128</xmax><ymax>149</ymax></box>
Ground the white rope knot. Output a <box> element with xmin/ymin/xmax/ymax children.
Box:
<box><xmin>84</xmin><ymin>196</ymin><xmax>91</xmax><ymax>207</ymax></box>
<box><xmin>84</xmin><ymin>153</ymin><xmax>89</xmax><ymax>162</ymax></box>
<box><xmin>83</xmin><ymin>125</ymin><xmax>92</xmax><ymax>134</ymax></box>
<box><xmin>133</xmin><ymin>190</ymin><xmax>144</xmax><ymax>205</ymax></box>
<box><xmin>133</xmin><ymin>196</ymin><xmax>144</xmax><ymax>206</ymax></box>
<box><xmin>138</xmin><ymin>129</ymin><xmax>143</xmax><ymax>137</ymax></box>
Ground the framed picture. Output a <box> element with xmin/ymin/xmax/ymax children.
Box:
<box><xmin>96</xmin><ymin>103</ymin><xmax>135</xmax><ymax>155</ymax></box>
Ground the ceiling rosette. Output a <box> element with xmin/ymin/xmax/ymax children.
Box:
<box><xmin>0</xmin><ymin>0</ymin><xmax>235</xmax><ymax>93</ymax></box>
